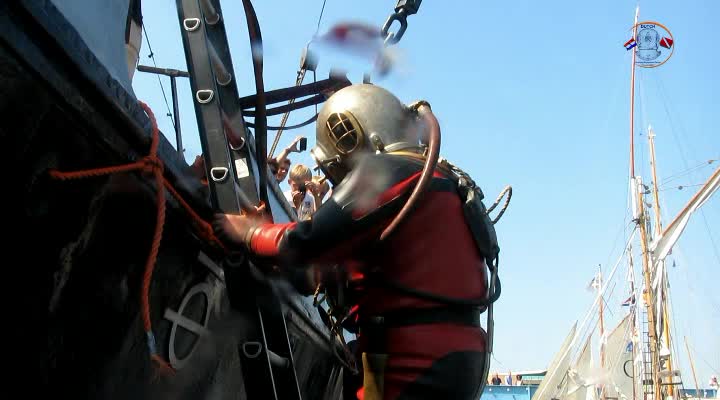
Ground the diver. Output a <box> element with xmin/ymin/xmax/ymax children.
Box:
<box><xmin>214</xmin><ymin>84</ymin><xmax>501</xmax><ymax>400</ymax></box>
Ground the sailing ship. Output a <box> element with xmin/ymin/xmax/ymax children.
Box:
<box><xmin>531</xmin><ymin>6</ymin><xmax>720</xmax><ymax>400</ymax></box>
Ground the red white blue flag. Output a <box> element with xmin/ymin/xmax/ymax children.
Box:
<box><xmin>621</xmin><ymin>294</ymin><xmax>636</xmax><ymax>306</ymax></box>
<box><xmin>624</xmin><ymin>37</ymin><xmax>637</xmax><ymax>50</ymax></box>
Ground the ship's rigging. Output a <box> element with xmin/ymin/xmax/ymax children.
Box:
<box><xmin>532</xmin><ymin>5</ymin><xmax>719</xmax><ymax>400</ymax></box>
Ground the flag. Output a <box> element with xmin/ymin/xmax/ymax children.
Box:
<box><xmin>625</xmin><ymin>341</ymin><xmax>633</xmax><ymax>353</ymax></box>
<box><xmin>313</xmin><ymin>21</ymin><xmax>396</xmax><ymax>76</ymax></box>
<box><xmin>624</xmin><ymin>37</ymin><xmax>637</xmax><ymax>50</ymax></box>
<box><xmin>586</xmin><ymin>276</ymin><xmax>600</xmax><ymax>291</ymax></box>
<box><xmin>659</xmin><ymin>37</ymin><xmax>673</xmax><ymax>49</ymax></box>
<box><xmin>621</xmin><ymin>294</ymin><xmax>636</xmax><ymax>306</ymax></box>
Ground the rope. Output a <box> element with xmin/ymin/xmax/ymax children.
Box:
<box><xmin>487</xmin><ymin>185</ymin><xmax>513</xmax><ymax>225</ymax></box>
<box><xmin>48</xmin><ymin>101</ymin><xmax>226</xmax><ymax>377</ymax></box>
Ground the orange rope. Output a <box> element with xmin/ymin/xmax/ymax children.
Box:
<box><xmin>48</xmin><ymin>101</ymin><xmax>227</xmax><ymax>377</ymax></box>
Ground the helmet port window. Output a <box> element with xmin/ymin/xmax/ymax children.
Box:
<box><xmin>326</xmin><ymin>112</ymin><xmax>362</xmax><ymax>155</ymax></box>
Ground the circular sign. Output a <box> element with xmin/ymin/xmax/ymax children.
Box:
<box><xmin>630</xmin><ymin>21</ymin><xmax>674</xmax><ymax>68</ymax></box>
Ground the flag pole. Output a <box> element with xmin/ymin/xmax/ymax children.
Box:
<box><xmin>629</xmin><ymin>5</ymin><xmax>639</xmax><ymax>179</ymax></box>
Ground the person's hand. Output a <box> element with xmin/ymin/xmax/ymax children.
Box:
<box><xmin>288</xmin><ymin>136</ymin><xmax>306</xmax><ymax>153</ymax></box>
<box><xmin>212</xmin><ymin>213</ymin><xmax>258</xmax><ymax>245</ymax></box>
<box><xmin>291</xmin><ymin>190</ymin><xmax>304</xmax><ymax>209</ymax></box>
<box><xmin>304</xmin><ymin>180</ymin><xmax>318</xmax><ymax>195</ymax></box>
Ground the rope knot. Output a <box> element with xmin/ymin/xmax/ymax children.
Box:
<box><xmin>140</xmin><ymin>155</ymin><xmax>164</xmax><ymax>177</ymax></box>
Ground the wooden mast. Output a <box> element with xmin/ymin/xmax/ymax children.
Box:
<box><xmin>628</xmin><ymin>247</ymin><xmax>638</xmax><ymax>400</ymax></box>
<box><xmin>598</xmin><ymin>265</ymin><xmax>606</xmax><ymax>400</ymax></box>
<box><xmin>627</xmin><ymin>6</ymin><xmax>660</xmax><ymax>400</ymax></box>
<box><xmin>648</xmin><ymin>126</ymin><xmax>675</xmax><ymax>398</ymax></box>
<box><xmin>683</xmin><ymin>336</ymin><xmax>701</xmax><ymax>397</ymax></box>
<box><xmin>629</xmin><ymin>6</ymin><xmax>639</xmax><ymax>179</ymax></box>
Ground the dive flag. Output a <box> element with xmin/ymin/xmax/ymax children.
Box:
<box><xmin>659</xmin><ymin>37</ymin><xmax>674</xmax><ymax>49</ymax></box>
<box><xmin>624</xmin><ymin>37</ymin><xmax>637</xmax><ymax>50</ymax></box>
<box><xmin>621</xmin><ymin>294</ymin><xmax>636</xmax><ymax>306</ymax></box>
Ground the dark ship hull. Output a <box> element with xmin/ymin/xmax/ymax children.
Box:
<box><xmin>1</xmin><ymin>1</ymin><xmax>345</xmax><ymax>398</ymax></box>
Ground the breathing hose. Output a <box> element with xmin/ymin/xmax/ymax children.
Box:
<box><xmin>380</xmin><ymin>101</ymin><xmax>440</xmax><ymax>241</ymax></box>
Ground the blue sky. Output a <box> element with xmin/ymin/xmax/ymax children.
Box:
<box><xmin>132</xmin><ymin>0</ymin><xmax>719</xmax><ymax>385</ymax></box>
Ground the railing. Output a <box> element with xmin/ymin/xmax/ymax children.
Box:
<box><xmin>481</xmin><ymin>385</ymin><xmax>538</xmax><ymax>400</ymax></box>
<box><xmin>679</xmin><ymin>389</ymin><xmax>718</xmax><ymax>399</ymax></box>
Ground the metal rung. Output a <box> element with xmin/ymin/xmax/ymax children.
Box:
<box><xmin>208</xmin><ymin>42</ymin><xmax>232</xmax><ymax>86</ymax></box>
<box><xmin>199</xmin><ymin>0</ymin><xmax>220</xmax><ymax>24</ymax></box>
<box><xmin>196</xmin><ymin>89</ymin><xmax>214</xmax><ymax>103</ymax></box>
<box><xmin>241</xmin><ymin>341</ymin><xmax>263</xmax><ymax>358</ymax></box>
<box><xmin>183</xmin><ymin>18</ymin><xmax>201</xmax><ymax>31</ymax></box>
<box><xmin>267</xmin><ymin>349</ymin><xmax>290</xmax><ymax>369</ymax></box>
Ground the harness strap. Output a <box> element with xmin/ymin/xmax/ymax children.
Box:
<box><xmin>360</xmin><ymin>306</ymin><xmax>483</xmax><ymax>329</ymax></box>
<box><xmin>359</xmin><ymin>306</ymin><xmax>483</xmax><ymax>355</ymax></box>
<box><xmin>372</xmin><ymin>270</ymin><xmax>500</xmax><ymax>307</ymax></box>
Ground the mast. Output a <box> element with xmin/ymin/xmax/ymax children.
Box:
<box><xmin>598</xmin><ymin>266</ymin><xmax>606</xmax><ymax>400</ymax></box>
<box><xmin>648</xmin><ymin>126</ymin><xmax>675</xmax><ymax>398</ymax></box>
<box><xmin>636</xmin><ymin>175</ymin><xmax>660</xmax><ymax>400</ymax></box>
<box><xmin>683</xmin><ymin>337</ymin><xmax>701</xmax><ymax>397</ymax></box>
<box><xmin>648</xmin><ymin>126</ymin><xmax>662</xmax><ymax>233</ymax></box>
<box><xmin>628</xmin><ymin>247</ymin><xmax>638</xmax><ymax>400</ymax></box>
<box><xmin>629</xmin><ymin>5</ymin><xmax>639</xmax><ymax>178</ymax></box>
<box><xmin>627</xmin><ymin>7</ymin><xmax>659</xmax><ymax>400</ymax></box>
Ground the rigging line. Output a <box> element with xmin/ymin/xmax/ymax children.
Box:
<box><xmin>316</xmin><ymin>0</ymin><xmax>328</xmax><ymax>34</ymax></box>
<box><xmin>268</xmin><ymin>0</ymin><xmax>328</xmax><ymax>158</ymax></box>
<box><xmin>676</xmin><ymin>244</ymin><xmax>720</xmax><ymax>320</ymax></box>
<box><xmin>658</xmin><ymin>183</ymin><xmax>705</xmax><ymax>192</ymax></box>
<box><xmin>605</xmin><ymin>219</ymin><xmax>636</xmax><ymax>278</ymax></box>
<box><xmin>665</xmin><ymin>277</ymin><xmax>690</xmax><ymax>381</ymax></box>
<box><xmin>490</xmin><ymin>353</ymin><xmax>507</xmax><ymax>370</ymax></box>
<box><xmin>660</xmin><ymin>160</ymin><xmax>717</xmax><ymax>185</ymax></box>
<box><xmin>140</xmin><ymin>23</ymin><xmax>176</xmax><ymax>130</ymax></box>
<box><xmin>653</xmin><ymin>73</ymin><xmax>720</xmax><ymax>276</ymax></box>
<box><xmin>636</xmin><ymin>70</ymin><xmax>649</xmax><ymax>180</ymax></box>
<box><xmin>653</xmin><ymin>73</ymin><xmax>693</xmax><ymax>174</ymax></box>
<box><xmin>655</xmin><ymin>74</ymin><xmax>708</xmax><ymax>173</ymax></box>
<box><xmin>700</xmin><ymin>209</ymin><xmax>720</xmax><ymax>267</ymax></box>
<box><xmin>685</xmin><ymin>337</ymin><xmax>720</xmax><ymax>377</ymax></box>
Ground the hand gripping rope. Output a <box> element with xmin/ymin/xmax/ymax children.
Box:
<box><xmin>49</xmin><ymin>101</ymin><xmax>227</xmax><ymax>378</ymax></box>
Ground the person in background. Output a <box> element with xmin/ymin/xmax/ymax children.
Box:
<box><xmin>283</xmin><ymin>164</ymin><xmax>316</xmax><ymax>221</ymax></box>
<box><xmin>268</xmin><ymin>157</ymin><xmax>292</xmax><ymax>183</ymax></box>
<box><xmin>491</xmin><ymin>373</ymin><xmax>502</xmax><ymax>385</ymax></box>
<box><xmin>270</xmin><ymin>135</ymin><xmax>305</xmax><ymax>183</ymax></box>
<box><xmin>506</xmin><ymin>371</ymin><xmax>513</xmax><ymax>385</ymax></box>
<box><xmin>515</xmin><ymin>374</ymin><xmax>523</xmax><ymax>386</ymax></box>
<box><xmin>306</xmin><ymin>175</ymin><xmax>331</xmax><ymax>206</ymax></box>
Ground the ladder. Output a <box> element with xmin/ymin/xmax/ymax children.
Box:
<box><xmin>174</xmin><ymin>0</ymin><xmax>302</xmax><ymax>398</ymax></box>
<box><xmin>641</xmin><ymin>309</ymin><xmax>655</xmax><ymax>400</ymax></box>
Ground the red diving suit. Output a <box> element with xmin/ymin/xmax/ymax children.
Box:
<box><xmin>222</xmin><ymin>153</ymin><xmax>493</xmax><ymax>399</ymax></box>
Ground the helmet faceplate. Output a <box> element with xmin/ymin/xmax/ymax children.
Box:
<box><xmin>312</xmin><ymin>84</ymin><xmax>421</xmax><ymax>184</ymax></box>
